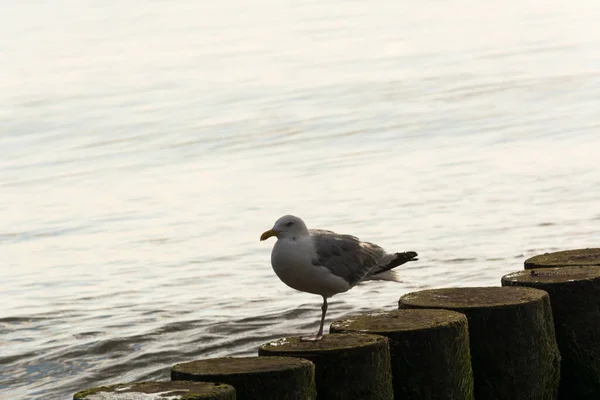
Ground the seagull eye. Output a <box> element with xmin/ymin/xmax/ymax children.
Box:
<box><xmin>285</xmin><ymin>221</ymin><xmax>294</xmax><ymax>227</ymax></box>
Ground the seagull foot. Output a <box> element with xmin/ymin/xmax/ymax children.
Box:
<box><xmin>300</xmin><ymin>335</ymin><xmax>323</xmax><ymax>342</ymax></box>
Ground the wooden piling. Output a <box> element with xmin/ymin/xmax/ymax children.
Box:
<box><xmin>399</xmin><ymin>286</ymin><xmax>560</xmax><ymax>400</ymax></box>
<box><xmin>524</xmin><ymin>248</ymin><xmax>600</xmax><ymax>270</ymax></box>
<box><xmin>73</xmin><ymin>381</ymin><xmax>236</xmax><ymax>400</ymax></box>
<box><xmin>503</xmin><ymin>266</ymin><xmax>600</xmax><ymax>399</ymax></box>
<box><xmin>171</xmin><ymin>356</ymin><xmax>316</xmax><ymax>400</ymax></box>
<box><xmin>330</xmin><ymin>309</ymin><xmax>474</xmax><ymax>400</ymax></box>
<box><xmin>258</xmin><ymin>333</ymin><xmax>393</xmax><ymax>400</ymax></box>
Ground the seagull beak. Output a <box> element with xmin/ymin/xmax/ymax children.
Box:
<box><xmin>260</xmin><ymin>229</ymin><xmax>280</xmax><ymax>241</ymax></box>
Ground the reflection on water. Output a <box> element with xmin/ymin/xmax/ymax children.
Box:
<box><xmin>2</xmin><ymin>0</ymin><xmax>600</xmax><ymax>398</ymax></box>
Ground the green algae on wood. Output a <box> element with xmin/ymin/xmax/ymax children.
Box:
<box><xmin>524</xmin><ymin>248</ymin><xmax>600</xmax><ymax>269</ymax></box>
<box><xmin>399</xmin><ymin>286</ymin><xmax>560</xmax><ymax>400</ymax></box>
<box><xmin>171</xmin><ymin>356</ymin><xmax>315</xmax><ymax>400</ymax></box>
<box><xmin>259</xmin><ymin>333</ymin><xmax>393</xmax><ymax>400</ymax></box>
<box><xmin>503</xmin><ymin>266</ymin><xmax>600</xmax><ymax>400</ymax></box>
<box><xmin>330</xmin><ymin>309</ymin><xmax>474</xmax><ymax>400</ymax></box>
<box><xmin>73</xmin><ymin>381</ymin><xmax>236</xmax><ymax>400</ymax></box>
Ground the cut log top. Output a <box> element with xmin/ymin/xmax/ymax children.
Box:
<box><xmin>399</xmin><ymin>286</ymin><xmax>547</xmax><ymax>309</ymax></box>
<box><xmin>260</xmin><ymin>333</ymin><xmax>386</xmax><ymax>354</ymax></box>
<box><xmin>504</xmin><ymin>265</ymin><xmax>600</xmax><ymax>284</ymax></box>
<box><xmin>330</xmin><ymin>309</ymin><xmax>467</xmax><ymax>333</ymax></box>
<box><xmin>525</xmin><ymin>248</ymin><xmax>600</xmax><ymax>269</ymax></box>
<box><xmin>73</xmin><ymin>381</ymin><xmax>235</xmax><ymax>400</ymax></box>
<box><xmin>172</xmin><ymin>356</ymin><xmax>312</xmax><ymax>375</ymax></box>
<box><xmin>171</xmin><ymin>356</ymin><xmax>316</xmax><ymax>400</ymax></box>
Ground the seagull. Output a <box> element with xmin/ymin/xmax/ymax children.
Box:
<box><xmin>260</xmin><ymin>215</ymin><xmax>418</xmax><ymax>341</ymax></box>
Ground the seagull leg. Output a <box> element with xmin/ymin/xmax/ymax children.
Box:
<box><xmin>316</xmin><ymin>296</ymin><xmax>328</xmax><ymax>337</ymax></box>
<box><xmin>301</xmin><ymin>296</ymin><xmax>328</xmax><ymax>342</ymax></box>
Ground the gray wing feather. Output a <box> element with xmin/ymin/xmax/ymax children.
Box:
<box><xmin>310</xmin><ymin>229</ymin><xmax>385</xmax><ymax>286</ymax></box>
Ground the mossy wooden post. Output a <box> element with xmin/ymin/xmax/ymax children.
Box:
<box><xmin>330</xmin><ymin>309</ymin><xmax>474</xmax><ymax>400</ymax></box>
<box><xmin>399</xmin><ymin>287</ymin><xmax>560</xmax><ymax>400</ymax></box>
<box><xmin>503</xmin><ymin>266</ymin><xmax>600</xmax><ymax>400</ymax></box>
<box><xmin>258</xmin><ymin>333</ymin><xmax>393</xmax><ymax>400</ymax></box>
<box><xmin>73</xmin><ymin>381</ymin><xmax>236</xmax><ymax>400</ymax></box>
<box><xmin>524</xmin><ymin>248</ymin><xmax>600</xmax><ymax>270</ymax></box>
<box><xmin>171</xmin><ymin>356</ymin><xmax>315</xmax><ymax>400</ymax></box>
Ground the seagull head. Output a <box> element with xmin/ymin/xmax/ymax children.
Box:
<box><xmin>260</xmin><ymin>215</ymin><xmax>310</xmax><ymax>241</ymax></box>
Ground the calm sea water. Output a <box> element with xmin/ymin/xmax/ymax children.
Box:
<box><xmin>2</xmin><ymin>0</ymin><xmax>600</xmax><ymax>398</ymax></box>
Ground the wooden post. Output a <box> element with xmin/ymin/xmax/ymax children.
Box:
<box><xmin>330</xmin><ymin>309</ymin><xmax>474</xmax><ymax>400</ymax></box>
<box><xmin>258</xmin><ymin>333</ymin><xmax>393</xmax><ymax>400</ymax></box>
<box><xmin>399</xmin><ymin>286</ymin><xmax>560</xmax><ymax>400</ymax></box>
<box><xmin>524</xmin><ymin>248</ymin><xmax>600</xmax><ymax>270</ymax></box>
<box><xmin>73</xmin><ymin>381</ymin><xmax>236</xmax><ymax>400</ymax></box>
<box><xmin>503</xmin><ymin>266</ymin><xmax>600</xmax><ymax>399</ymax></box>
<box><xmin>171</xmin><ymin>356</ymin><xmax>316</xmax><ymax>400</ymax></box>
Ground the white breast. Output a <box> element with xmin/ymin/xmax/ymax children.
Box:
<box><xmin>271</xmin><ymin>237</ymin><xmax>350</xmax><ymax>298</ymax></box>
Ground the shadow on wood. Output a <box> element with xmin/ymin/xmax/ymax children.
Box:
<box><xmin>503</xmin><ymin>265</ymin><xmax>600</xmax><ymax>400</ymax></box>
<box><xmin>330</xmin><ymin>309</ymin><xmax>474</xmax><ymax>400</ymax></box>
<box><xmin>399</xmin><ymin>286</ymin><xmax>560</xmax><ymax>400</ymax></box>
<box><xmin>259</xmin><ymin>333</ymin><xmax>393</xmax><ymax>400</ymax></box>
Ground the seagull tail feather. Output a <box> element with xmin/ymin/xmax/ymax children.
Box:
<box><xmin>384</xmin><ymin>251</ymin><xmax>419</xmax><ymax>270</ymax></box>
<box><xmin>366</xmin><ymin>269</ymin><xmax>403</xmax><ymax>282</ymax></box>
<box><xmin>365</xmin><ymin>251</ymin><xmax>418</xmax><ymax>282</ymax></box>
